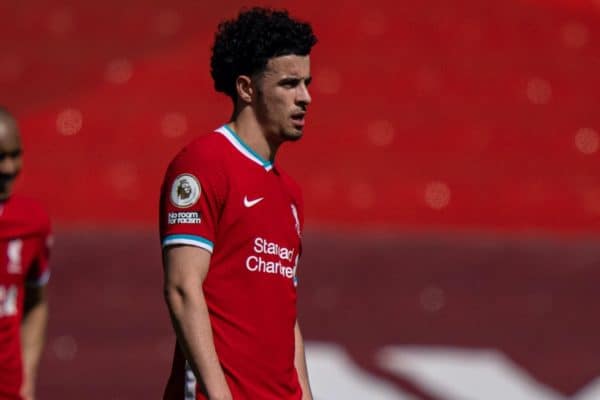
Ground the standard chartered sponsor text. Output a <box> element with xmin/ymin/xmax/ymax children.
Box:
<box><xmin>246</xmin><ymin>237</ymin><xmax>297</xmax><ymax>279</ymax></box>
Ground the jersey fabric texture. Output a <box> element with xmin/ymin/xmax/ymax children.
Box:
<box><xmin>0</xmin><ymin>195</ymin><xmax>51</xmax><ymax>399</ymax></box>
<box><xmin>159</xmin><ymin>125</ymin><xmax>304</xmax><ymax>400</ymax></box>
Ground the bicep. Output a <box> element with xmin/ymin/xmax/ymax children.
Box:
<box><xmin>163</xmin><ymin>245</ymin><xmax>212</xmax><ymax>291</ymax></box>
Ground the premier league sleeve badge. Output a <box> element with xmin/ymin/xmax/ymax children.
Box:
<box><xmin>170</xmin><ymin>174</ymin><xmax>201</xmax><ymax>208</ymax></box>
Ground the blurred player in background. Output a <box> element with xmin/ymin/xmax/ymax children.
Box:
<box><xmin>159</xmin><ymin>7</ymin><xmax>316</xmax><ymax>400</ymax></box>
<box><xmin>0</xmin><ymin>107</ymin><xmax>51</xmax><ymax>400</ymax></box>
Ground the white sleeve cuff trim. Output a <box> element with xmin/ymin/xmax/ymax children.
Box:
<box><xmin>162</xmin><ymin>237</ymin><xmax>214</xmax><ymax>253</ymax></box>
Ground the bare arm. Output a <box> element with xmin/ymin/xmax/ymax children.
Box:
<box><xmin>20</xmin><ymin>285</ymin><xmax>48</xmax><ymax>400</ymax></box>
<box><xmin>163</xmin><ymin>245</ymin><xmax>232</xmax><ymax>400</ymax></box>
<box><xmin>294</xmin><ymin>320</ymin><xmax>313</xmax><ymax>400</ymax></box>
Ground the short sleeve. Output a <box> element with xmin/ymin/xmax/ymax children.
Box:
<box><xmin>159</xmin><ymin>145</ymin><xmax>226</xmax><ymax>253</ymax></box>
<box><xmin>25</xmin><ymin>220</ymin><xmax>52</xmax><ymax>287</ymax></box>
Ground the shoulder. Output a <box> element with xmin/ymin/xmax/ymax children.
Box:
<box><xmin>7</xmin><ymin>195</ymin><xmax>49</xmax><ymax>223</ymax></box>
<box><xmin>170</xmin><ymin>132</ymin><xmax>229</xmax><ymax>171</ymax></box>
<box><xmin>1</xmin><ymin>194</ymin><xmax>51</xmax><ymax>236</ymax></box>
<box><xmin>162</xmin><ymin>131</ymin><xmax>230</xmax><ymax>198</ymax></box>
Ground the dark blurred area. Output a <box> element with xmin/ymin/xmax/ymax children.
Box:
<box><xmin>2</xmin><ymin>0</ymin><xmax>600</xmax><ymax>398</ymax></box>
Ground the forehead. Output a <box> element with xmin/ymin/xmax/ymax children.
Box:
<box><xmin>263</xmin><ymin>54</ymin><xmax>311</xmax><ymax>78</ymax></box>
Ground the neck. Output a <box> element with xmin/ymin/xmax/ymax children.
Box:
<box><xmin>229</xmin><ymin>106</ymin><xmax>280</xmax><ymax>163</ymax></box>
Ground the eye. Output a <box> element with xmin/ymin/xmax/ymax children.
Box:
<box><xmin>279</xmin><ymin>78</ymin><xmax>300</xmax><ymax>88</ymax></box>
<box><xmin>0</xmin><ymin>150</ymin><xmax>22</xmax><ymax>161</ymax></box>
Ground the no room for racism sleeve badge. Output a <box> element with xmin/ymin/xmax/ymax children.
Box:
<box><xmin>170</xmin><ymin>174</ymin><xmax>201</xmax><ymax>208</ymax></box>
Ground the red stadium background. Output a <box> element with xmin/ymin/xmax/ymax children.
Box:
<box><xmin>2</xmin><ymin>0</ymin><xmax>600</xmax><ymax>398</ymax></box>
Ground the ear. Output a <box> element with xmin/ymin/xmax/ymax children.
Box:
<box><xmin>235</xmin><ymin>75</ymin><xmax>253</xmax><ymax>103</ymax></box>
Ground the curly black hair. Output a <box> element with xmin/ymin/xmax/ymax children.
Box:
<box><xmin>210</xmin><ymin>7</ymin><xmax>317</xmax><ymax>100</ymax></box>
<box><xmin>0</xmin><ymin>106</ymin><xmax>13</xmax><ymax>117</ymax></box>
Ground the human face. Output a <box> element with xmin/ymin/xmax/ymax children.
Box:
<box><xmin>0</xmin><ymin>117</ymin><xmax>22</xmax><ymax>201</ymax></box>
<box><xmin>254</xmin><ymin>54</ymin><xmax>312</xmax><ymax>143</ymax></box>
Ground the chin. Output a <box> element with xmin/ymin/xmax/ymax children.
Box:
<box><xmin>0</xmin><ymin>182</ymin><xmax>14</xmax><ymax>200</ymax></box>
<box><xmin>282</xmin><ymin>128</ymin><xmax>303</xmax><ymax>142</ymax></box>
<box><xmin>283</xmin><ymin>134</ymin><xmax>302</xmax><ymax>142</ymax></box>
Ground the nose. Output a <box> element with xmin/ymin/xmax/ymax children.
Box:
<box><xmin>0</xmin><ymin>154</ymin><xmax>20</xmax><ymax>175</ymax></box>
<box><xmin>296</xmin><ymin>82</ymin><xmax>311</xmax><ymax>106</ymax></box>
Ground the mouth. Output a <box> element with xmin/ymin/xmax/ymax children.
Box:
<box><xmin>291</xmin><ymin>112</ymin><xmax>306</xmax><ymax>128</ymax></box>
<box><xmin>0</xmin><ymin>174</ymin><xmax>15</xmax><ymax>184</ymax></box>
<box><xmin>0</xmin><ymin>176</ymin><xmax>14</xmax><ymax>198</ymax></box>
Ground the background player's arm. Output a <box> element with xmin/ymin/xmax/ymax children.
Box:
<box><xmin>20</xmin><ymin>285</ymin><xmax>48</xmax><ymax>400</ymax></box>
<box><xmin>294</xmin><ymin>320</ymin><xmax>313</xmax><ymax>400</ymax></box>
<box><xmin>163</xmin><ymin>245</ymin><xmax>232</xmax><ymax>400</ymax></box>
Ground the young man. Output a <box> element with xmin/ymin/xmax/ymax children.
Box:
<box><xmin>159</xmin><ymin>7</ymin><xmax>316</xmax><ymax>400</ymax></box>
<box><xmin>0</xmin><ymin>107</ymin><xmax>51</xmax><ymax>400</ymax></box>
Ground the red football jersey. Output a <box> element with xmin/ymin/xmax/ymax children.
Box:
<box><xmin>0</xmin><ymin>195</ymin><xmax>51</xmax><ymax>399</ymax></box>
<box><xmin>160</xmin><ymin>125</ymin><xmax>304</xmax><ymax>400</ymax></box>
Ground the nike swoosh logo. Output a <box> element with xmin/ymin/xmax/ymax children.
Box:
<box><xmin>244</xmin><ymin>196</ymin><xmax>264</xmax><ymax>208</ymax></box>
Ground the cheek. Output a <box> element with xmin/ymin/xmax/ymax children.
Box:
<box><xmin>274</xmin><ymin>94</ymin><xmax>294</xmax><ymax>117</ymax></box>
<box><xmin>263</xmin><ymin>95</ymin><xmax>287</xmax><ymax>118</ymax></box>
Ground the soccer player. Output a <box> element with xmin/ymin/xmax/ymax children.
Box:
<box><xmin>159</xmin><ymin>7</ymin><xmax>316</xmax><ymax>400</ymax></box>
<box><xmin>0</xmin><ymin>107</ymin><xmax>51</xmax><ymax>400</ymax></box>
